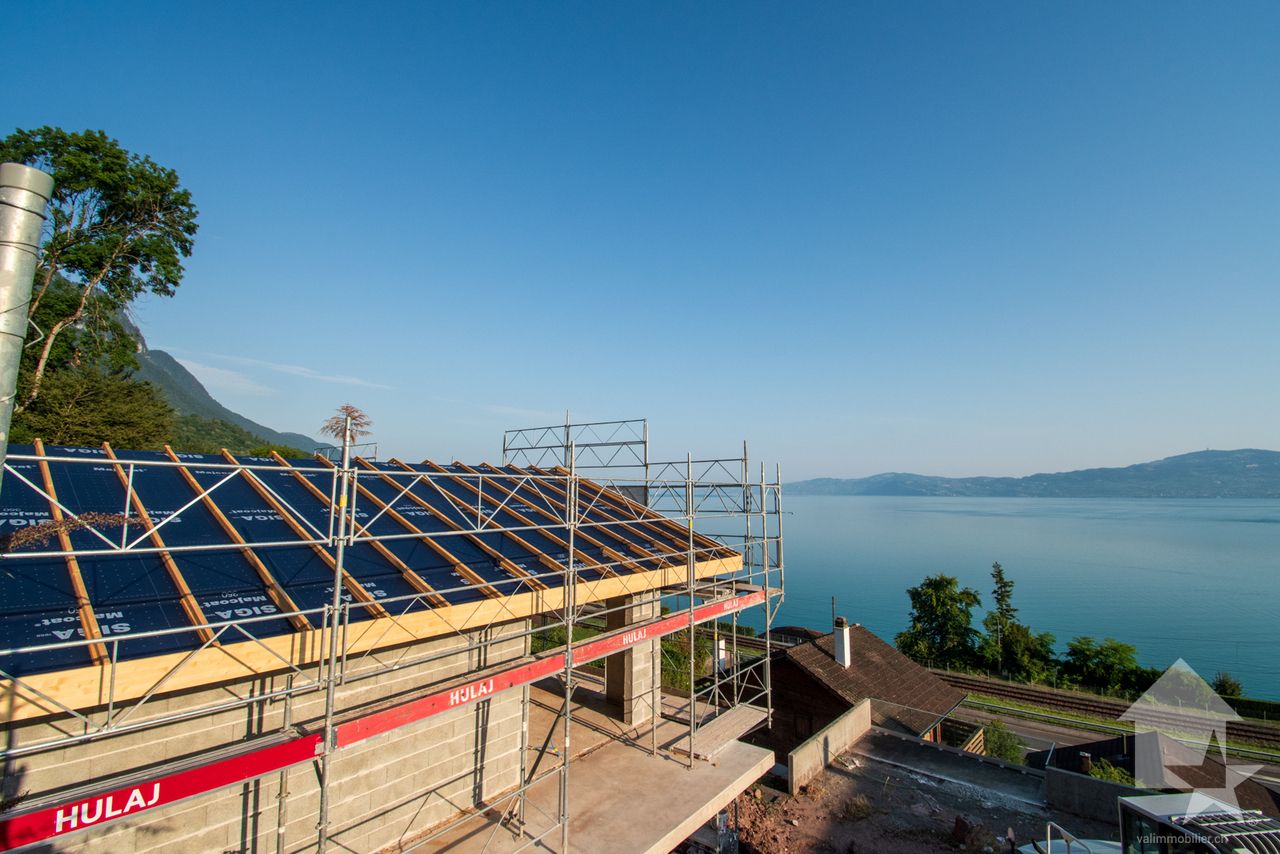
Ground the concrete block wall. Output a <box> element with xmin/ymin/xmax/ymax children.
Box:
<box><xmin>603</xmin><ymin>594</ymin><xmax>658</xmax><ymax>726</ymax></box>
<box><xmin>2</xmin><ymin>620</ymin><xmax>530</xmax><ymax>853</ymax></box>
<box><xmin>1044</xmin><ymin>767</ymin><xmax>1139</xmax><ymax>827</ymax></box>
<box><xmin>787</xmin><ymin>699</ymin><xmax>872</xmax><ymax>795</ymax></box>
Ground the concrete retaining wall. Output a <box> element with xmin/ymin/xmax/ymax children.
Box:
<box><xmin>1045</xmin><ymin>767</ymin><xmax>1140</xmax><ymax>826</ymax></box>
<box><xmin>3</xmin><ymin>620</ymin><xmax>529</xmax><ymax>853</ymax></box>
<box><xmin>787</xmin><ymin>699</ymin><xmax>871</xmax><ymax>795</ymax></box>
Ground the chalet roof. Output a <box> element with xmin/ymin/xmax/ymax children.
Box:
<box><xmin>0</xmin><ymin>442</ymin><xmax>737</xmax><ymax>679</ymax></box>
<box><xmin>784</xmin><ymin>624</ymin><xmax>965</xmax><ymax>737</ymax></box>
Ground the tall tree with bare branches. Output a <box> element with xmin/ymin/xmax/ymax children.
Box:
<box><xmin>320</xmin><ymin>404</ymin><xmax>372</xmax><ymax>446</ymax></box>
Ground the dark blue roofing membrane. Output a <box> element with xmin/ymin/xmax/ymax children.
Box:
<box><xmin>0</xmin><ymin>446</ymin><xmax>689</xmax><ymax>677</ymax></box>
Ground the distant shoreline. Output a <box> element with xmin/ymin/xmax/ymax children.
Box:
<box><xmin>787</xmin><ymin>448</ymin><xmax>1280</xmax><ymax>500</ymax></box>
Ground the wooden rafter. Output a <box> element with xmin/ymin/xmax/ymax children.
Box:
<box><xmin>354</xmin><ymin>458</ymin><xmax>547</xmax><ymax>591</ymax></box>
<box><xmin>313</xmin><ymin>457</ymin><xmax>504</xmax><ymax>600</ymax></box>
<box><xmin>453</xmin><ymin>460</ymin><xmax>652</xmax><ymax>574</ymax></box>
<box><xmin>476</xmin><ymin>461</ymin><xmax>678</xmax><ymax>570</ymax></box>
<box><xmin>101</xmin><ymin>443</ymin><xmax>216</xmax><ymax>645</ymax></box>
<box><xmin>219</xmin><ymin>450</ymin><xmax>388</xmax><ymax>619</ymax></box>
<box><xmin>417</xmin><ymin>459</ymin><xmax>620</xmax><ymax>578</ymax></box>
<box><xmin>162</xmin><ymin>447</ymin><xmax>311</xmax><ymax>632</ymax></box>
<box><xmin>31</xmin><ymin>439</ymin><xmax>108</xmax><ymax>665</ymax></box>
<box><xmin>539</xmin><ymin>464</ymin><xmax>734</xmax><ymax>560</ymax></box>
<box><xmin>514</xmin><ymin>463</ymin><xmax>690</xmax><ymax>558</ymax></box>
<box><xmin>275</xmin><ymin>453</ymin><xmax>450</xmax><ymax>608</ymax></box>
<box><xmin>0</xmin><ymin>552</ymin><xmax>744</xmax><ymax>723</ymax></box>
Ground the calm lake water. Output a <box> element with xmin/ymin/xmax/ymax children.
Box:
<box><xmin>766</xmin><ymin>496</ymin><xmax>1280</xmax><ymax>700</ymax></box>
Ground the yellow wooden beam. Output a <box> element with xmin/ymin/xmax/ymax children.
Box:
<box><xmin>162</xmin><ymin>446</ymin><xmax>311</xmax><ymax>633</ymax></box>
<box><xmin>357</xmin><ymin>458</ymin><xmax>548</xmax><ymax>591</ymax></box>
<box><xmin>32</xmin><ymin>439</ymin><xmax>107</xmax><ymax>666</ymax></box>
<box><xmin>280</xmin><ymin>453</ymin><xmax>450</xmax><ymax>608</ymax></box>
<box><xmin>218</xmin><ymin>450</ymin><xmax>388</xmax><ymax>620</ymax></box>
<box><xmin>0</xmin><ymin>554</ymin><xmax>743</xmax><ymax>722</ymax></box>
<box><xmin>418</xmin><ymin>459</ymin><xmax>622</xmax><ymax>579</ymax></box>
<box><xmin>102</xmin><ymin>442</ymin><xmax>216</xmax><ymax>646</ymax></box>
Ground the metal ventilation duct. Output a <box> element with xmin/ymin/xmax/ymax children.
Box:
<box><xmin>0</xmin><ymin>162</ymin><xmax>54</xmax><ymax>489</ymax></box>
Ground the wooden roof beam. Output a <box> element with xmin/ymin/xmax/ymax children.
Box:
<box><xmin>357</xmin><ymin>458</ymin><xmax>548</xmax><ymax>591</ymax></box>
<box><xmin>162</xmin><ymin>447</ymin><xmax>311</xmax><ymax>632</ymax></box>
<box><xmin>455</xmin><ymin>460</ymin><xmax>654</xmax><ymax>574</ymax></box>
<box><xmin>219</xmin><ymin>450</ymin><xmax>388</xmax><ymax>620</ymax></box>
<box><xmin>276</xmin><ymin>453</ymin><xmax>451</xmax><ymax>608</ymax></box>
<box><xmin>101</xmin><ymin>443</ymin><xmax>216</xmax><ymax>645</ymax></box>
<box><xmin>513</xmin><ymin>463</ymin><xmax>688</xmax><ymax>559</ymax></box>
<box><xmin>31</xmin><ymin>439</ymin><xmax>108</xmax><ymax>666</ymax></box>
<box><xmin>541</xmin><ymin>464</ymin><xmax>734</xmax><ymax>560</ymax></box>
<box><xmin>477</xmin><ymin>461</ymin><xmax>678</xmax><ymax>569</ymax></box>
<box><xmin>390</xmin><ymin>459</ymin><xmax>600</xmax><ymax>581</ymax></box>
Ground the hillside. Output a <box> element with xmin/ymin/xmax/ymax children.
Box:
<box><xmin>788</xmin><ymin>450</ymin><xmax>1280</xmax><ymax>499</ymax></box>
<box><xmin>120</xmin><ymin>316</ymin><xmax>327</xmax><ymax>452</ymax></box>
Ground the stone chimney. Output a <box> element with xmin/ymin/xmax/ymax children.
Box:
<box><xmin>834</xmin><ymin>616</ymin><xmax>851</xmax><ymax>668</ymax></box>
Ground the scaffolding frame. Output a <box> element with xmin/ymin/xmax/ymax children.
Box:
<box><xmin>0</xmin><ymin>419</ymin><xmax>783</xmax><ymax>853</ymax></box>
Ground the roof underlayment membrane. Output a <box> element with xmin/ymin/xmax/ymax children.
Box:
<box><xmin>0</xmin><ymin>443</ymin><xmax>731</xmax><ymax>679</ymax></box>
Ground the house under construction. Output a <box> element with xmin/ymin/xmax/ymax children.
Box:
<box><xmin>0</xmin><ymin>418</ymin><xmax>783</xmax><ymax>853</ymax></box>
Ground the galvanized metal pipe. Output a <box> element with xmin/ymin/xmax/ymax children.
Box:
<box><xmin>0</xmin><ymin>163</ymin><xmax>53</xmax><ymax>488</ymax></box>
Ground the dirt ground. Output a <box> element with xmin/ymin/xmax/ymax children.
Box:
<box><xmin>724</xmin><ymin>754</ymin><xmax>1119</xmax><ymax>854</ymax></box>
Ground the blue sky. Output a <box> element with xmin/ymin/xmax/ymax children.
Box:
<box><xmin>8</xmin><ymin>2</ymin><xmax>1278</xmax><ymax>479</ymax></box>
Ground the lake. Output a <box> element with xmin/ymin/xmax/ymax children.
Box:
<box><xmin>765</xmin><ymin>496</ymin><xmax>1280</xmax><ymax>700</ymax></box>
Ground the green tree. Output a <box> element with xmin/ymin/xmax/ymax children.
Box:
<box><xmin>895</xmin><ymin>574</ymin><xmax>981</xmax><ymax>669</ymax></box>
<box><xmin>1212</xmin><ymin>671</ymin><xmax>1243</xmax><ymax>698</ymax></box>
<box><xmin>977</xmin><ymin>562</ymin><xmax>1058</xmax><ymax>682</ymax></box>
<box><xmin>0</xmin><ymin>127</ymin><xmax>198</xmax><ymax>409</ymax></box>
<box><xmin>1062</xmin><ymin>637</ymin><xmax>1141</xmax><ymax>695</ymax></box>
<box><xmin>10</xmin><ymin>368</ymin><xmax>173</xmax><ymax>449</ymax></box>
<box><xmin>15</xmin><ymin>276</ymin><xmax>139</xmax><ymax>396</ymax></box>
<box><xmin>983</xmin><ymin>720</ymin><xmax>1024</xmax><ymax>764</ymax></box>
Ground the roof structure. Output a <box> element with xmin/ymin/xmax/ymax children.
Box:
<box><xmin>784</xmin><ymin>625</ymin><xmax>965</xmax><ymax>736</ymax></box>
<box><xmin>0</xmin><ymin>442</ymin><xmax>740</xmax><ymax>719</ymax></box>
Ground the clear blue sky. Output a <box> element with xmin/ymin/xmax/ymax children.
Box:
<box><xmin>8</xmin><ymin>2</ymin><xmax>1279</xmax><ymax>479</ymax></box>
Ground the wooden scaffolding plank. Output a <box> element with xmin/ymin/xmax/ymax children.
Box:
<box><xmin>162</xmin><ymin>447</ymin><xmax>311</xmax><ymax>632</ymax></box>
<box><xmin>357</xmin><ymin>458</ymin><xmax>548</xmax><ymax>592</ymax></box>
<box><xmin>478</xmin><ymin>461</ymin><xmax>679</xmax><ymax>569</ymax></box>
<box><xmin>276</xmin><ymin>453</ymin><xmax>450</xmax><ymax>608</ymax></box>
<box><xmin>219</xmin><ymin>450</ymin><xmax>388</xmax><ymax>619</ymax></box>
<box><xmin>31</xmin><ymin>439</ymin><xmax>108</xmax><ymax>666</ymax></box>
<box><xmin>101</xmin><ymin>443</ymin><xmax>216</xmax><ymax>645</ymax></box>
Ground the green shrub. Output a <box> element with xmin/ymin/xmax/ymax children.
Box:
<box><xmin>983</xmin><ymin>720</ymin><xmax>1024</xmax><ymax>764</ymax></box>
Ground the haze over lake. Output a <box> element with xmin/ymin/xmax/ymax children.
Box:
<box><xmin>771</xmin><ymin>496</ymin><xmax>1280</xmax><ymax>700</ymax></box>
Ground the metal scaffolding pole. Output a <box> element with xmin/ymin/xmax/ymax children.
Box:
<box><xmin>0</xmin><ymin>418</ymin><xmax>785</xmax><ymax>853</ymax></box>
<box><xmin>558</xmin><ymin>442</ymin><xmax>577</xmax><ymax>852</ymax></box>
<box><xmin>685</xmin><ymin>452</ymin><xmax>695</xmax><ymax>770</ymax></box>
<box><xmin>316</xmin><ymin>414</ymin><xmax>352</xmax><ymax>853</ymax></box>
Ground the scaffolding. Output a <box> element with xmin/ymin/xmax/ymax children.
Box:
<box><xmin>0</xmin><ymin>418</ymin><xmax>783</xmax><ymax>853</ymax></box>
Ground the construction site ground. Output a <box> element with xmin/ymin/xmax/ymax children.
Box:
<box><xmin>404</xmin><ymin>672</ymin><xmax>772</xmax><ymax>854</ymax></box>
<box><xmin>729</xmin><ymin>733</ymin><xmax>1119</xmax><ymax>854</ymax></box>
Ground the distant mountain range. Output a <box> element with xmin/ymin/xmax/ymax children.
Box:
<box><xmin>788</xmin><ymin>450</ymin><xmax>1280</xmax><ymax>499</ymax></box>
<box><xmin>121</xmin><ymin>316</ymin><xmax>326</xmax><ymax>452</ymax></box>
